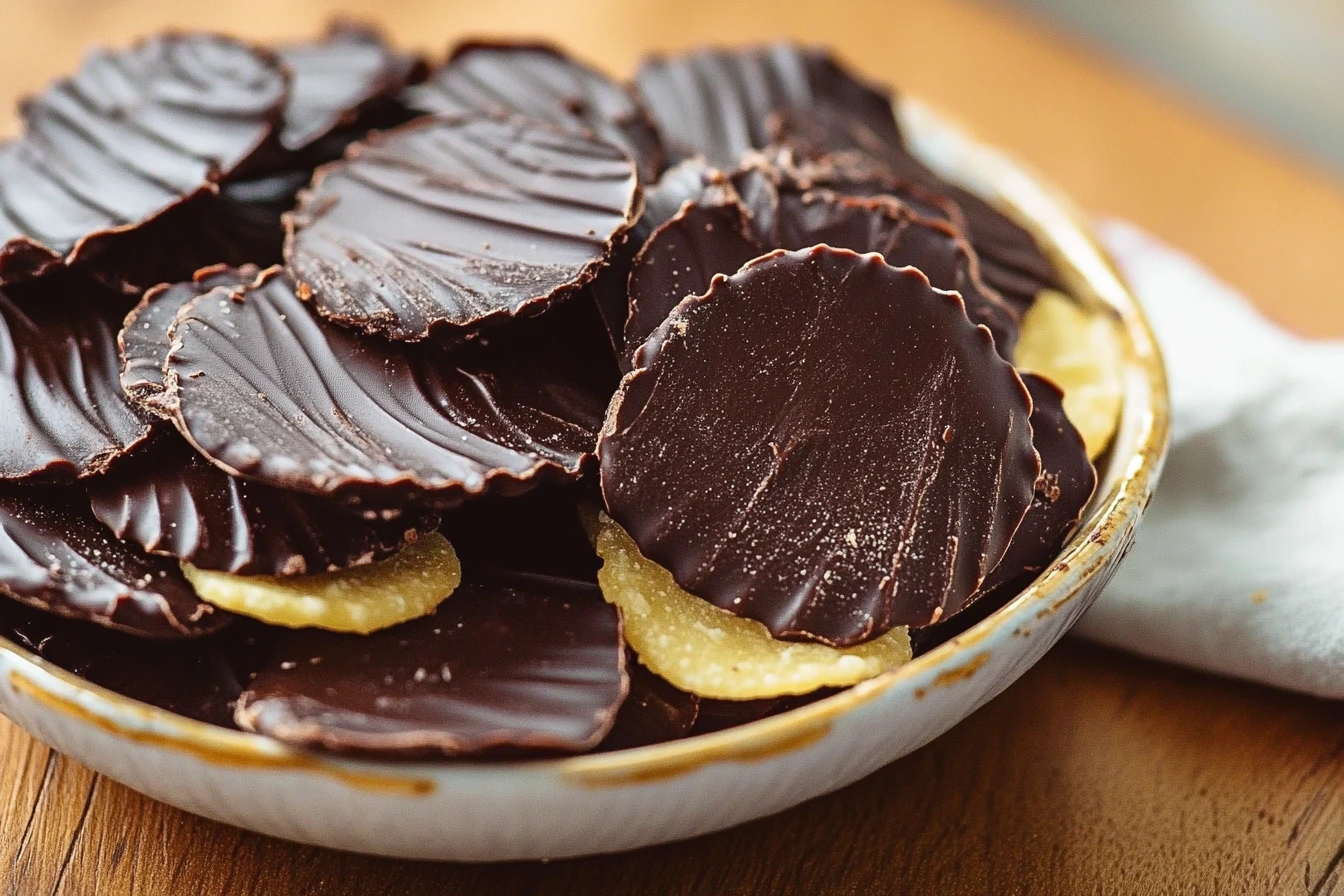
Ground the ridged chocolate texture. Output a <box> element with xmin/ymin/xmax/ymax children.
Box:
<box><xmin>634</xmin><ymin>43</ymin><xmax>898</xmax><ymax>172</ymax></box>
<box><xmin>1</xmin><ymin>276</ymin><xmax>153</xmax><ymax>481</ymax></box>
<box><xmin>0</xmin><ymin>33</ymin><xmax>288</xmax><ymax>286</ymax></box>
<box><xmin>978</xmin><ymin>373</ymin><xmax>1096</xmax><ymax>595</ymax></box>
<box><xmin>284</xmin><ymin>114</ymin><xmax>641</xmax><ymax>342</ymax></box>
<box><xmin>89</xmin><ymin>435</ymin><xmax>439</xmax><ymax>576</ymax></box>
<box><xmin>624</xmin><ymin>176</ymin><xmax>1018</xmax><ymax>361</ymax></box>
<box><xmin>0</xmin><ymin>484</ymin><xmax>229</xmax><ymax>639</ymax></box>
<box><xmin>405</xmin><ymin>41</ymin><xmax>664</xmax><ymax>181</ymax></box>
<box><xmin>235</xmin><ymin>572</ymin><xmax>628</xmax><ymax>756</ymax></box>
<box><xmin>600</xmin><ymin>248</ymin><xmax>1039</xmax><ymax>645</ymax></box>
<box><xmin>163</xmin><ymin>268</ymin><xmax>607</xmax><ymax>510</ymax></box>
<box><xmin>120</xmin><ymin>265</ymin><xmax>259</xmax><ymax>411</ymax></box>
<box><xmin>276</xmin><ymin>22</ymin><xmax>424</xmax><ymax>153</ymax></box>
<box><xmin>0</xmin><ymin>600</ymin><xmax>268</xmax><ymax>726</ymax></box>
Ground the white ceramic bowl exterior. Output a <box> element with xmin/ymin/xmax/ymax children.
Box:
<box><xmin>0</xmin><ymin>100</ymin><xmax>1169</xmax><ymax>862</ymax></box>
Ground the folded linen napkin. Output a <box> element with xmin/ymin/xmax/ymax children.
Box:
<box><xmin>1073</xmin><ymin>220</ymin><xmax>1344</xmax><ymax>700</ymax></box>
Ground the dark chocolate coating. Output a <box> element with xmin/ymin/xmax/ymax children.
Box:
<box><xmin>0</xmin><ymin>33</ymin><xmax>288</xmax><ymax>286</ymax></box>
<box><xmin>276</xmin><ymin>22</ymin><xmax>424</xmax><ymax>153</ymax></box>
<box><xmin>634</xmin><ymin>44</ymin><xmax>898</xmax><ymax>172</ymax></box>
<box><xmin>163</xmin><ymin>268</ymin><xmax>607</xmax><ymax>510</ymax></box>
<box><xmin>89</xmin><ymin>435</ymin><xmax>439</xmax><ymax>576</ymax></box>
<box><xmin>439</xmin><ymin>484</ymin><xmax>601</xmax><ymax>582</ymax></box>
<box><xmin>978</xmin><ymin>373</ymin><xmax>1096</xmax><ymax>595</ymax></box>
<box><xmin>600</xmin><ymin>248</ymin><xmax>1038</xmax><ymax>644</ymax></box>
<box><xmin>623</xmin><ymin>174</ymin><xmax>1018</xmax><ymax>360</ymax></box>
<box><xmin>0</xmin><ymin>600</ymin><xmax>269</xmax><ymax>727</ymax></box>
<box><xmin>1</xmin><ymin>276</ymin><xmax>153</xmax><ymax>481</ymax></box>
<box><xmin>284</xmin><ymin>114</ymin><xmax>641</xmax><ymax>342</ymax></box>
<box><xmin>589</xmin><ymin>158</ymin><xmax>737</xmax><ymax>359</ymax></box>
<box><xmin>599</xmin><ymin>659</ymin><xmax>699</xmax><ymax>751</ymax></box>
<box><xmin>0</xmin><ymin>484</ymin><xmax>229</xmax><ymax>639</ymax></box>
<box><xmin>120</xmin><ymin>265</ymin><xmax>259</xmax><ymax>411</ymax></box>
<box><xmin>405</xmin><ymin>41</ymin><xmax>663</xmax><ymax>181</ymax></box>
<box><xmin>235</xmin><ymin>573</ymin><xmax>627</xmax><ymax>756</ymax></box>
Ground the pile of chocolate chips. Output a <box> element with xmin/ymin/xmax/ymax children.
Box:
<box><xmin>0</xmin><ymin>30</ymin><xmax>1096</xmax><ymax>757</ymax></box>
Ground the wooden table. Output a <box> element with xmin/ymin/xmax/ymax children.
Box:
<box><xmin>2</xmin><ymin>1</ymin><xmax>1342</xmax><ymax>893</ymax></box>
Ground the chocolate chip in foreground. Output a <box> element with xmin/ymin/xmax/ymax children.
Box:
<box><xmin>0</xmin><ymin>484</ymin><xmax>229</xmax><ymax>639</ymax></box>
<box><xmin>235</xmin><ymin>573</ymin><xmax>627</xmax><ymax>756</ymax></box>
<box><xmin>978</xmin><ymin>373</ymin><xmax>1096</xmax><ymax>595</ymax></box>
<box><xmin>2</xmin><ymin>275</ymin><xmax>153</xmax><ymax>481</ymax></box>
<box><xmin>0</xmin><ymin>33</ymin><xmax>288</xmax><ymax>286</ymax></box>
<box><xmin>600</xmin><ymin>247</ymin><xmax>1038</xmax><ymax>645</ymax></box>
<box><xmin>89</xmin><ymin>435</ymin><xmax>439</xmax><ymax>576</ymax></box>
<box><xmin>284</xmin><ymin>114</ymin><xmax>640</xmax><ymax>342</ymax></box>
<box><xmin>405</xmin><ymin>41</ymin><xmax>663</xmax><ymax>180</ymax></box>
<box><xmin>163</xmin><ymin>268</ymin><xmax>607</xmax><ymax>510</ymax></box>
<box><xmin>634</xmin><ymin>43</ymin><xmax>899</xmax><ymax>172</ymax></box>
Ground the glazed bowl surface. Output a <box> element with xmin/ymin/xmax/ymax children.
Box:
<box><xmin>0</xmin><ymin>98</ymin><xmax>1170</xmax><ymax>862</ymax></box>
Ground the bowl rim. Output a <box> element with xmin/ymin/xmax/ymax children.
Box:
<box><xmin>0</xmin><ymin>98</ymin><xmax>1171</xmax><ymax>788</ymax></box>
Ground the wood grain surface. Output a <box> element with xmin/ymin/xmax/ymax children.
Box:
<box><xmin>2</xmin><ymin>1</ymin><xmax>1343</xmax><ymax>894</ymax></box>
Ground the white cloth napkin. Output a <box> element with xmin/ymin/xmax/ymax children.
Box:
<box><xmin>1072</xmin><ymin>220</ymin><xmax>1344</xmax><ymax>699</ymax></box>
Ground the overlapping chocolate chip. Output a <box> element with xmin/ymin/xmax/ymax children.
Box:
<box><xmin>601</xmin><ymin>247</ymin><xmax>1039</xmax><ymax>645</ymax></box>
<box><xmin>0</xmin><ymin>484</ymin><xmax>229</xmax><ymax>639</ymax></box>
<box><xmin>162</xmin><ymin>268</ymin><xmax>607</xmax><ymax>510</ymax></box>
<box><xmin>978</xmin><ymin>373</ymin><xmax>1096</xmax><ymax>595</ymax></box>
<box><xmin>0</xmin><ymin>599</ymin><xmax>268</xmax><ymax>726</ymax></box>
<box><xmin>404</xmin><ymin>41</ymin><xmax>663</xmax><ymax>180</ymax></box>
<box><xmin>284</xmin><ymin>114</ymin><xmax>641</xmax><ymax>342</ymax></box>
<box><xmin>623</xmin><ymin>166</ymin><xmax>1019</xmax><ymax>360</ymax></box>
<box><xmin>235</xmin><ymin>572</ymin><xmax>627</xmax><ymax>755</ymax></box>
<box><xmin>1</xmin><ymin>275</ymin><xmax>153</xmax><ymax>481</ymax></box>
<box><xmin>119</xmin><ymin>265</ymin><xmax>259</xmax><ymax>411</ymax></box>
<box><xmin>0</xmin><ymin>33</ymin><xmax>288</xmax><ymax>288</ymax></box>
<box><xmin>634</xmin><ymin>43</ymin><xmax>899</xmax><ymax>172</ymax></box>
<box><xmin>275</xmin><ymin>22</ymin><xmax>425</xmax><ymax>155</ymax></box>
<box><xmin>89</xmin><ymin>435</ymin><xmax>439</xmax><ymax>576</ymax></box>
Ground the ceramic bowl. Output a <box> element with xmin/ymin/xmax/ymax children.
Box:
<box><xmin>0</xmin><ymin>99</ymin><xmax>1170</xmax><ymax>862</ymax></box>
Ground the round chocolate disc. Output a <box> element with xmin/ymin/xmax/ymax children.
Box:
<box><xmin>235</xmin><ymin>573</ymin><xmax>627</xmax><ymax>756</ymax></box>
<box><xmin>0</xmin><ymin>484</ymin><xmax>229</xmax><ymax>639</ymax></box>
<box><xmin>0</xmin><ymin>33</ymin><xmax>288</xmax><ymax>286</ymax></box>
<box><xmin>405</xmin><ymin>41</ymin><xmax>663</xmax><ymax>181</ymax></box>
<box><xmin>163</xmin><ymin>268</ymin><xmax>607</xmax><ymax>510</ymax></box>
<box><xmin>600</xmin><ymin>247</ymin><xmax>1039</xmax><ymax>645</ymax></box>
<box><xmin>284</xmin><ymin>114</ymin><xmax>641</xmax><ymax>341</ymax></box>
<box><xmin>89</xmin><ymin>435</ymin><xmax>440</xmax><ymax>576</ymax></box>
<box><xmin>2</xmin><ymin>276</ymin><xmax>153</xmax><ymax>481</ymax></box>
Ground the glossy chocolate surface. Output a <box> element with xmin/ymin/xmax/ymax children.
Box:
<box><xmin>1</xmin><ymin>276</ymin><xmax>153</xmax><ymax>481</ymax></box>
<box><xmin>235</xmin><ymin>572</ymin><xmax>627</xmax><ymax>755</ymax></box>
<box><xmin>89</xmin><ymin>435</ymin><xmax>439</xmax><ymax>576</ymax></box>
<box><xmin>0</xmin><ymin>33</ymin><xmax>287</xmax><ymax>285</ymax></box>
<box><xmin>120</xmin><ymin>265</ymin><xmax>259</xmax><ymax>410</ymax></box>
<box><xmin>285</xmin><ymin>114</ymin><xmax>640</xmax><ymax>341</ymax></box>
<box><xmin>163</xmin><ymin>268</ymin><xmax>607</xmax><ymax>510</ymax></box>
<box><xmin>634</xmin><ymin>44</ymin><xmax>899</xmax><ymax>172</ymax></box>
<box><xmin>601</xmin><ymin>247</ymin><xmax>1038</xmax><ymax>645</ymax></box>
<box><xmin>405</xmin><ymin>41</ymin><xmax>663</xmax><ymax>180</ymax></box>
<box><xmin>0</xmin><ymin>484</ymin><xmax>229</xmax><ymax>639</ymax></box>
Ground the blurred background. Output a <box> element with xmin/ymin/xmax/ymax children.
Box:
<box><xmin>2</xmin><ymin>0</ymin><xmax>1342</xmax><ymax>334</ymax></box>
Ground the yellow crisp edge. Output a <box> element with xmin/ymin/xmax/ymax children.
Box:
<box><xmin>595</xmin><ymin>517</ymin><xmax>912</xmax><ymax>700</ymax></box>
<box><xmin>1015</xmin><ymin>288</ymin><xmax>1126</xmax><ymax>460</ymax></box>
<box><xmin>183</xmin><ymin>532</ymin><xmax>461</xmax><ymax>634</ymax></box>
